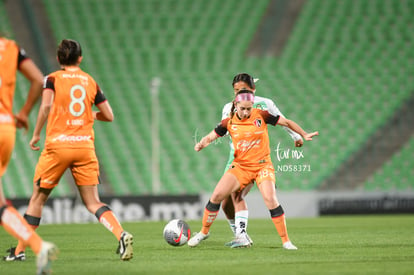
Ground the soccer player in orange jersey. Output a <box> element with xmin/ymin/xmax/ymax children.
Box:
<box><xmin>11</xmin><ymin>39</ymin><xmax>133</xmax><ymax>261</ymax></box>
<box><xmin>221</xmin><ymin>73</ymin><xmax>303</xmax><ymax>247</ymax></box>
<box><xmin>0</xmin><ymin>35</ymin><xmax>58</xmax><ymax>274</ymax></box>
<box><xmin>188</xmin><ymin>89</ymin><xmax>318</xmax><ymax>249</ymax></box>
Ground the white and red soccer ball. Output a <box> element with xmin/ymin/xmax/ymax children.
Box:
<box><xmin>163</xmin><ymin>219</ymin><xmax>191</xmax><ymax>246</ymax></box>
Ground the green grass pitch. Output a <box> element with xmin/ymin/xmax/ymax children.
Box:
<box><xmin>1</xmin><ymin>215</ymin><xmax>413</xmax><ymax>274</ymax></box>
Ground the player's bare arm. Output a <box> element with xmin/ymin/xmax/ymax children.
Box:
<box><xmin>94</xmin><ymin>101</ymin><xmax>114</xmax><ymax>122</ymax></box>
<box><xmin>195</xmin><ymin>130</ymin><xmax>219</xmax><ymax>151</ymax></box>
<box><xmin>277</xmin><ymin>117</ymin><xmax>319</xmax><ymax>141</ymax></box>
<box><xmin>30</xmin><ymin>89</ymin><xmax>54</xmax><ymax>150</ymax></box>
<box><xmin>15</xmin><ymin>59</ymin><xmax>43</xmax><ymax>130</ymax></box>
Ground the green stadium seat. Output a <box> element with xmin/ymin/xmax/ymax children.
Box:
<box><xmin>1</xmin><ymin>0</ymin><xmax>405</xmax><ymax>197</ymax></box>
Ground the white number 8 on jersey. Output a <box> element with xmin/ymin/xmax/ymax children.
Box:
<box><xmin>69</xmin><ymin>84</ymin><xmax>86</xmax><ymax>117</ymax></box>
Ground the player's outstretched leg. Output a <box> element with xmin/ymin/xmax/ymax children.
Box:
<box><xmin>0</xmin><ymin>205</ymin><xmax>58</xmax><ymax>273</ymax></box>
<box><xmin>270</xmin><ymin>205</ymin><xmax>297</xmax><ymax>250</ymax></box>
<box><xmin>94</xmin><ymin>205</ymin><xmax>134</xmax><ymax>260</ymax></box>
<box><xmin>4</xmin><ymin>213</ymin><xmax>41</xmax><ymax>261</ymax></box>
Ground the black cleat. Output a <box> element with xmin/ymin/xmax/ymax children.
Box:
<box><xmin>3</xmin><ymin>247</ymin><xmax>26</xmax><ymax>261</ymax></box>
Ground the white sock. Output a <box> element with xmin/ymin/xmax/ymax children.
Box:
<box><xmin>227</xmin><ymin>219</ymin><xmax>236</xmax><ymax>236</ymax></box>
<box><xmin>235</xmin><ymin>210</ymin><xmax>248</xmax><ymax>237</ymax></box>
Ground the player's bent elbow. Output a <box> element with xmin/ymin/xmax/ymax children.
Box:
<box><xmin>103</xmin><ymin>113</ymin><xmax>114</xmax><ymax>122</ymax></box>
<box><xmin>107</xmin><ymin>115</ymin><xmax>114</xmax><ymax>122</ymax></box>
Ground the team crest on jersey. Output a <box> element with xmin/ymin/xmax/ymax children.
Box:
<box><xmin>254</xmin><ymin>119</ymin><xmax>262</xmax><ymax>128</ymax></box>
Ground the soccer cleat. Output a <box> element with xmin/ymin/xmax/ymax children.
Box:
<box><xmin>119</xmin><ymin>231</ymin><xmax>134</xmax><ymax>261</ymax></box>
<box><xmin>187</xmin><ymin>232</ymin><xmax>210</xmax><ymax>247</ymax></box>
<box><xmin>246</xmin><ymin>234</ymin><xmax>254</xmax><ymax>246</ymax></box>
<box><xmin>36</xmin><ymin>241</ymin><xmax>58</xmax><ymax>275</ymax></box>
<box><xmin>3</xmin><ymin>247</ymin><xmax>26</xmax><ymax>261</ymax></box>
<box><xmin>282</xmin><ymin>241</ymin><xmax>298</xmax><ymax>250</ymax></box>
<box><xmin>224</xmin><ymin>240</ymin><xmax>234</xmax><ymax>247</ymax></box>
<box><xmin>230</xmin><ymin>234</ymin><xmax>252</xmax><ymax>248</ymax></box>
<box><xmin>225</xmin><ymin>234</ymin><xmax>253</xmax><ymax>247</ymax></box>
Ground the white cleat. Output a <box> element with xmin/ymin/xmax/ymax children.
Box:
<box><xmin>283</xmin><ymin>241</ymin><xmax>298</xmax><ymax>250</ymax></box>
<box><xmin>36</xmin><ymin>241</ymin><xmax>58</xmax><ymax>275</ymax></box>
<box><xmin>225</xmin><ymin>233</ymin><xmax>253</xmax><ymax>247</ymax></box>
<box><xmin>230</xmin><ymin>234</ymin><xmax>252</xmax><ymax>248</ymax></box>
<box><xmin>188</xmin><ymin>232</ymin><xmax>210</xmax><ymax>247</ymax></box>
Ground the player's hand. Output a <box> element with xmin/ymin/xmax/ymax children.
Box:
<box><xmin>194</xmin><ymin>142</ymin><xmax>204</xmax><ymax>152</ymax></box>
<box><xmin>303</xmin><ymin>131</ymin><xmax>319</xmax><ymax>141</ymax></box>
<box><xmin>30</xmin><ymin>135</ymin><xmax>41</xmax><ymax>151</ymax></box>
<box><xmin>294</xmin><ymin>139</ymin><xmax>303</xmax><ymax>147</ymax></box>
<box><xmin>14</xmin><ymin>112</ymin><xmax>29</xmax><ymax>131</ymax></box>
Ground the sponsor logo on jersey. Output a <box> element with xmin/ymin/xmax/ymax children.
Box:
<box><xmin>236</xmin><ymin>139</ymin><xmax>261</xmax><ymax>152</ymax></box>
<box><xmin>52</xmin><ymin>134</ymin><xmax>92</xmax><ymax>142</ymax></box>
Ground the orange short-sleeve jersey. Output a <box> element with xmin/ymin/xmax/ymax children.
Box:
<box><xmin>0</xmin><ymin>38</ymin><xmax>27</xmax><ymax>125</ymax></box>
<box><xmin>215</xmin><ymin>109</ymin><xmax>279</xmax><ymax>166</ymax></box>
<box><xmin>44</xmin><ymin>68</ymin><xmax>105</xmax><ymax>149</ymax></box>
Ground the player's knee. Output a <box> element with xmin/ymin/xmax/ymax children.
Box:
<box><xmin>262</xmin><ymin>195</ymin><xmax>278</xmax><ymax>209</ymax></box>
<box><xmin>210</xmin><ymin>194</ymin><xmax>224</xmax><ymax>204</ymax></box>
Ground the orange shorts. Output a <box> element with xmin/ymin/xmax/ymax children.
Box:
<box><xmin>34</xmin><ymin>148</ymin><xmax>99</xmax><ymax>189</ymax></box>
<box><xmin>226</xmin><ymin>161</ymin><xmax>275</xmax><ymax>190</ymax></box>
<box><xmin>0</xmin><ymin>125</ymin><xmax>16</xmax><ymax>177</ymax></box>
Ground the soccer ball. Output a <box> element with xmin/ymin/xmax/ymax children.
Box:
<box><xmin>163</xmin><ymin>219</ymin><xmax>191</xmax><ymax>246</ymax></box>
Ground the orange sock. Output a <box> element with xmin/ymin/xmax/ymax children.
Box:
<box><xmin>1</xmin><ymin>207</ymin><xmax>42</xmax><ymax>254</ymax></box>
<box><xmin>15</xmin><ymin>241</ymin><xmax>26</xmax><ymax>255</ymax></box>
<box><xmin>15</xmin><ymin>215</ymin><xmax>40</xmax><ymax>255</ymax></box>
<box><xmin>272</xmin><ymin>214</ymin><xmax>290</xmax><ymax>243</ymax></box>
<box><xmin>270</xmin><ymin>205</ymin><xmax>290</xmax><ymax>244</ymax></box>
<box><xmin>200</xmin><ymin>201</ymin><xmax>220</xmax><ymax>234</ymax></box>
<box><xmin>96</xmin><ymin>206</ymin><xmax>123</xmax><ymax>240</ymax></box>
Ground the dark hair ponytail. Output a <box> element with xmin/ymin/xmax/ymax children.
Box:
<box><xmin>57</xmin><ymin>39</ymin><xmax>82</xmax><ymax>66</ymax></box>
<box><xmin>232</xmin><ymin>73</ymin><xmax>255</xmax><ymax>89</ymax></box>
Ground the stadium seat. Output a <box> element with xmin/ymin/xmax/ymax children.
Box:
<box><xmin>3</xmin><ymin>0</ymin><xmax>412</xmax><ymax>197</ymax></box>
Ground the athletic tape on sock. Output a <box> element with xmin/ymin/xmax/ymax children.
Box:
<box><xmin>94</xmin><ymin>205</ymin><xmax>112</xmax><ymax>220</ymax></box>
<box><xmin>23</xmin><ymin>214</ymin><xmax>41</xmax><ymax>226</ymax></box>
<box><xmin>206</xmin><ymin>200</ymin><xmax>220</xmax><ymax>212</ymax></box>
<box><xmin>269</xmin><ymin>205</ymin><xmax>284</xmax><ymax>218</ymax></box>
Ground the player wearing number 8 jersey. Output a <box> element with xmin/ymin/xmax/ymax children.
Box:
<box><xmin>11</xmin><ymin>39</ymin><xmax>134</xmax><ymax>261</ymax></box>
<box><xmin>41</xmin><ymin>70</ymin><xmax>100</xmax><ymax>150</ymax></box>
